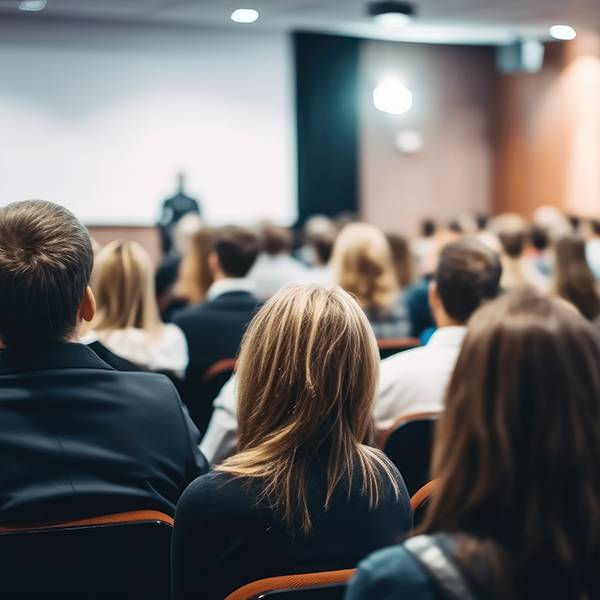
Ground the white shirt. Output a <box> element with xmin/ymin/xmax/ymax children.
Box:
<box><xmin>206</xmin><ymin>277</ymin><xmax>256</xmax><ymax>301</ymax></box>
<box><xmin>200</xmin><ymin>374</ymin><xmax>238</xmax><ymax>466</ymax></box>
<box><xmin>373</xmin><ymin>326</ymin><xmax>467</xmax><ymax>431</ymax></box>
<box><xmin>82</xmin><ymin>324</ymin><xmax>189</xmax><ymax>378</ymax></box>
<box><xmin>247</xmin><ymin>253</ymin><xmax>309</xmax><ymax>300</ymax></box>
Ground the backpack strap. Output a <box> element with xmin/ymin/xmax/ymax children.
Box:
<box><xmin>404</xmin><ymin>535</ymin><xmax>477</xmax><ymax>600</ymax></box>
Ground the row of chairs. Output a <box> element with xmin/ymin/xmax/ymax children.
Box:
<box><xmin>0</xmin><ymin>481</ymin><xmax>439</xmax><ymax>600</ymax></box>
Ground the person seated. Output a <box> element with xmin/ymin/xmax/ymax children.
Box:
<box><xmin>345</xmin><ymin>290</ymin><xmax>600</xmax><ymax>600</ymax></box>
<box><xmin>172</xmin><ymin>226</ymin><xmax>261</xmax><ymax>431</ymax></box>
<box><xmin>331</xmin><ymin>223</ymin><xmax>411</xmax><ymax>339</ymax></box>
<box><xmin>374</xmin><ymin>238</ymin><xmax>501</xmax><ymax>431</ymax></box>
<box><xmin>0</xmin><ymin>200</ymin><xmax>207</xmax><ymax>523</ymax></box>
<box><xmin>172</xmin><ymin>284</ymin><xmax>413</xmax><ymax>600</ymax></box>
<box><xmin>553</xmin><ymin>234</ymin><xmax>600</xmax><ymax>326</ymax></box>
<box><xmin>83</xmin><ymin>240</ymin><xmax>188</xmax><ymax>378</ymax></box>
<box><xmin>247</xmin><ymin>221</ymin><xmax>308</xmax><ymax>299</ymax></box>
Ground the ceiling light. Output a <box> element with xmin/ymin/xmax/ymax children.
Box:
<box><xmin>231</xmin><ymin>9</ymin><xmax>259</xmax><ymax>24</ymax></box>
<box><xmin>368</xmin><ymin>1</ymin><xmax>415</xmax><ymax>28</ymax></box>
<box><xmin>549</xmin><ymin>25</ymin><xmax>577</xmax><ymax>41</ymax></box>
<box><xmin>19</xmin><ymin>0</ymin><xmax>46</xmax><ymax>11</ymax></box>
<box><xmin>373</xmin><ymin>82</ymin><xmax>412</xmax><ymax>115</ymax></box>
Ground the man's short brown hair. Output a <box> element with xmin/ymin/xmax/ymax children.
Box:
<box><xmin>213</xmin><ymin>226</ymin><xmax>259</xmax><ymax>278</ymax></box>
<box><xmin>0</xmin><ymin>200</ymin><xmax>94</xmax><ymax>347</ymax></box>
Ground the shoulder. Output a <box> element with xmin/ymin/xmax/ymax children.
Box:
<box><xmin>345</xmin><ymin>543</ymin><xmax>439</xmax><ymax>600</ymax></box>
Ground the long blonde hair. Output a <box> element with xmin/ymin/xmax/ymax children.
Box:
<box><xmin>173</xmin><ymin>227</ymin><xmax>214</xmax><ymax>304</ymax></box>
<box><xmin>330</xmin><ymin>223</ymin><xmax>398</xmax><ymax>313</ymax></box>
<box><xmin>217</xmin><ymin>283</ymin><xmax>398</xmax><ymax>533</ymax></box>
<box><xmin>91</xmin><ymin>240</ymin><xmax>163</xmax><ymax>335</ymax></box>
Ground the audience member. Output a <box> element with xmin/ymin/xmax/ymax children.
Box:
<box><xmin>173</xmin><ymin>226</ymin><xmax>261</xmax><ymax>430</ymax></box>
<box><xmin>247</xmin><ymin>222</ymin><xmax>308</xmax><ymax>299</ymax></box>
<box><xmin>163</xmin><ymin>225</ymin><xmax>214</xmax><ymax>321</ymax></box>
<box><xmin>374</xmin><ymin>238</ymin><xmax>501</xmax><ymax>431</ymax></box>
<box><xmin>0</xmin><ymin>200</ymin><xmax>207</xmax><ymax>522</ymax></box>
<box><xmin>84</xmin><ymin>240</ymin><xmax>188</xmax><ymax>377</ymax></box>
<box><xmin>331</xmin><ymin>223</ymin><xmax>410</xmax><ymax>338</ymax></box>
<box><xmin>172</xmin><ymin>284</ymin><xmax>412</xmax><ymax>600</ymax></box>
<box><xmin>386</xmin><ymin>233</ymin><xmax>416</xmax><ymax>289</ymax></box>
<box><xmin>489</xmin><ymin>213</ymin><xmax>549</xmax><ymax>292</ymax></box>
<box><xmin>412</xmin><ymin>218</ymin><xmax>436</xmax><ymax>275</ymax></box>
<box><xmin>300</xmin><ymin>214</ymin><xmax>337</xmax><ymax>284</ymax></box>
<box><xmin>553</xmin><ymin>234</ymin><xmax>600</xmax><ymax>324</ymax></box>
<box><xmin>346</xmin><ymin>290</ymin><xmax>600</xmax><ymax>600</ymax></box>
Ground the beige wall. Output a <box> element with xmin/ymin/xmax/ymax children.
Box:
<box><xmin>87</xmin><ymin>226</ymin><xmax>162</xmax><ymax>267</ymax></box>
<box><xmin>359</xmin><ymin>40</ymin><xmax>496</xmax><ymax>236</ymax></box>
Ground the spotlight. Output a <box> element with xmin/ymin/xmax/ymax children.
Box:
<box><xmin>373</xmin><ymin>82</ymin><xmax>412</xmax><ymax>115</ymax></box>
<box><xmin>231</xmin><ymin>9</ymin><xmax>259</xmax><ymax>24</ymax></box>
<box><xmin>368</xmin><ymin>1</ymin><xmax>415</xmax><ymax>28</ymax></box>
<box><xmin>549</xmin><ymin>25</ymin><xmax>577</xmax><ymax>41</ymax></box>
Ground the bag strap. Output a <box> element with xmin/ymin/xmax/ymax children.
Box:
<box><xmin>404</xmin><ymin>535</ymin><xmax>477</xmax><ymax>600</ymax></box>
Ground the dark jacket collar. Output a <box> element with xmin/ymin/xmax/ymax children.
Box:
<box><xmin>0</xmin><ymin>342</ymin><xmax>116</xmax><ymax>376</ymax></box>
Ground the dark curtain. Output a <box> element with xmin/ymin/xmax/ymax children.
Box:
<box><xmin>294</xmin><ymin>32</ymin><xmax>361</xmax><ymax>225</ymax></box>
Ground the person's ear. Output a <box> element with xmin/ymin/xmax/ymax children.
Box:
<box><xmin>80</xmin><ymin>286</ymin><xmax>96</xmax><ymax>323</ymax></box>
<box><xmin>428</xmin><ymin>280</ymin><xmax>439</xmax><ymax>312</ymax></box>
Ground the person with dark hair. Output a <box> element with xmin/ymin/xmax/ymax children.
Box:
<box><xmin>0</xmin><ymin>199</ymin><xmax>207</xmax><ymax>522</ymax></box>
<box><xmin>173</xmin><ymin>226</ymin><xmax>261</xmax><ymax>431</ymax></box>
<box><xmin>346</xmin><ymin>290</ymin><xmax>600</xmax><ymax>600</ymax></box>
<box><xmin>553</xmin><ymin>235</ymin><xmax>600</xmax><ymax>323</ymax></box>
<box><xmin>247</xmin><ymin>222</ymin><xmax>308</xmax><ymax>299</ymax></box>
<box><xmin>172</xmin><ymin>284</ymin><xmax>412</xmax><ymax>600</ymax></box>
<box><xmin>373</xmin><ymin>238</ymin><xmax>501</xmax><ymax>430</ymax></box>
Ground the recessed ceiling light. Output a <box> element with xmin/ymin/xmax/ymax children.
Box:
<box><xmin>373</xmin><ymin>82</ymin><xmax>413</xmax><ymax>115</ymax></box>
<box><xmin>19</xmin><ymin>0</ymin><xmax>47</xmax><ymax>11</ymax></box>
<box><xmin>231</xmin><ymin>9</ymin><xmax>259</xmax><ymax>24</ymax></box>
<box><xmin>368</xmin><ymin>1</ymin><xmax>415</xmax><ymax>28</ymax></box>
<box><xmin>549</xmin><ymin>25</ymin><xmax>576</xmax><ymax>41</ymax></box>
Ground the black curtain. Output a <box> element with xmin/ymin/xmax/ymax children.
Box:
<box><xmin>294</xmin><ymin>32</ymin><xmax>361</xmax><ymax>225</ymax></box>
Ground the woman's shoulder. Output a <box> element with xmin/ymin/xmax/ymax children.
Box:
<box><xmin>345</xmin><ymin>540</ymin><xmax>441</xmax><ymax>600</ymax></box>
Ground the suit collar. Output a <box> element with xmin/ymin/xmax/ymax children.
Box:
<box><xmin>0</xmin><ymin>342</ymin><xmax>116</xmax><ymax>376</ymax></box>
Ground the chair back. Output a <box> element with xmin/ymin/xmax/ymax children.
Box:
<box><xmin>410</xmin><ymin>479</ymin><xmax>439</xmax><ymax>528</ymax></box>
<box><xmin>377</xmin><ymin>337</ymin><xmax>421</xmax><ymax>360</ymax></box>
<box><xmin>0</xmin><ymin>510</ymin><xmax>173</xmax><ymax>600</ymax></box>
<box><xmin>223</xmin><ymin>569</ymin><xmax>355</xmax><ymax>600</ymax></box>
<box><xmin>382</xmin><ymin>412</ymin><xmax>439</xmax><ymax>496</ymax></box>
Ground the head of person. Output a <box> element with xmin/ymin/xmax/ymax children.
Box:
<box><xmin>91</xmin><ymin>240</ymin><xmax>162</xmax><ymax>334</ymax></box>
<box><xmin>258</xmin><ymin>222</ymin><xmax>293</xmax><ymax>257</ymax></box>
<box><xmin>330</xmin><ymin>223</ymin><xmax>398</xmax><ymax>314</ymax></box>
<box><xmin>386</xmin><ymin>233</ymin><xmax>415</xmax><ymax>289</ymax></box>
<box><xmin>0</xmin><ymin>200</ymin><xmax>95</xmax><ymax>348</ymax></box>
<box><xmin>429</xmin><ymin>237</ymin><xmax>501</xmax><ymax>327</ymax></box>
<box><xmin>422</xmin><ymin>290</ymin><xmax>600</xmax><ymax>597</ymax></box>
<box><xmin>553</xmin><ymin>234</ymin><xmax>600</xmax><ymax>321</ymax></box>
<box><xmin>218</xmin><ymin>284</ymin><xmax>398</xmax><ymax>533</ymax></box>
<box><xmin>209</xmin><ymin>226</ymin><xmax>259</xmax><ymax>280</ymax></box>
<box><xmin>173</xmin><ymin>226</ymin><xmax>214</xmax><ymax>304</ymax></box>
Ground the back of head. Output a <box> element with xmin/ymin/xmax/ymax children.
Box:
<box><xmin>330</xmin><ymin>223</ymin><xmax>398</xmax><ymax>313</ymax></box>
<box><xmin>218</xmin><ymin>283</ymin><xmax>396</xmax><ymax>532</ymax></box>
<box><xmin>174</xmin><ymin>227</ymin><xmax>214</xmax><ymax>303</ymax></box>
<box><xmin>213</xmin><ymin>226</ymin><xmax>259</xmax><ymax>278</ymax></box>
<box><xmin>91</xmin><ymin>240</ymin><xmax>162</xmax><ymax>333</ymax></box>
<box><xmin>0</xmin><ymin>200</ymin><xmax>93</xmax><ymax>347</ymax></box>
<box><xmin>386</xmin><ymin>233</ymin><xmax>415</xmax><ymax>288</ymax></box>
<box><xmin>423</xmin><ymin>290</ymin><xmax>600</xmax><ymax>598</ymax></box>
<box><xmin>259</xmin><ymin>222</ymin><xmax>293</xmax><ymax>256</ymax></box>
<box><xmin>434</xmin><ymin>237</ymin><xmax>501</xmax><ymax>322</ymax></box>
<box><xmin>553</xmin><ymin>234</ymin><xmax>600</xmax><ymax>321</ymax></box>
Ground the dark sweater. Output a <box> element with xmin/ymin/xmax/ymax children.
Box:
<box><xmin>171</xmin><ymin>458</ymin><xmax>412</xmax><ymax>600</ymax></box>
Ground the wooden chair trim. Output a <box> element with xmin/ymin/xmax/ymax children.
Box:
<box><xmin>378</xmin><ymin>411</ymin><xmax>440</xmax><ymax>450</ymax></box>
<box><xmin>410</xmin><ymin>479</ymin><xmax>439</xmax><ymax>513</ymax></box>
<box><xmin>202</xmin><ymin>357</ymin><xmax>237</xmax><ymax>384</ymax></box>
<box><xmin>376</xmin><ymin>337</ymin><xmax>421</xmax><ymax>350</ymax></box>
<box><xmin>223</xmin><ymin>569</ymin><xmax>356</xmax><ymax>600</ymax></box>
<box><xmin>0</xmin><ymin>509</ymin><xmax>174</xmax><ymax>533</ymax></box>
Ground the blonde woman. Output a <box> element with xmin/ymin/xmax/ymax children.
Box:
<box><xmin>330</xmin><ymin>223</ymin><xmax>410</xmax><ymax>338</ymax></box>
<box><xmin>172</xmin><ymin>284</ymin><xmax>412</xmax><ymax>600</ymax></box>
<box><xmin>85</xmin><ymin>240</ymin><xmax>188</xmax><ymax>377</ymax></box>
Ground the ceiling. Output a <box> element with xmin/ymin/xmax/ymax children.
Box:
<box><xmin>0</xmin><ymin>0</ymin><xmax>598</xmax><ymax>45</ymax></box>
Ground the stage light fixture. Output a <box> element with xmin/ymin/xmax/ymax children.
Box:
<box><xmin>549</xmin><ymin>25</ymin><xmax>577</xmax><ymax>41</ymax></box>
<box><xmin>231</xmin><ymin>9</ymin><xmax>259</xmax><ymax>24</ymax></box>
<box><xmin>368</xmin><ymin>1</ymin><xmax>415</xmax><ymax>28</ymax></box>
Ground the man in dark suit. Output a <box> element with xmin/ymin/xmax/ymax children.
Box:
<box><xmin>0</xmin><ymin>199</ymin><xmax>207</xmax><ymax>523</ymax></box>
<box><xmin>173</xmin><ymin>226</ymin><xmax>261</xmax><ymax>432</ymax></box>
